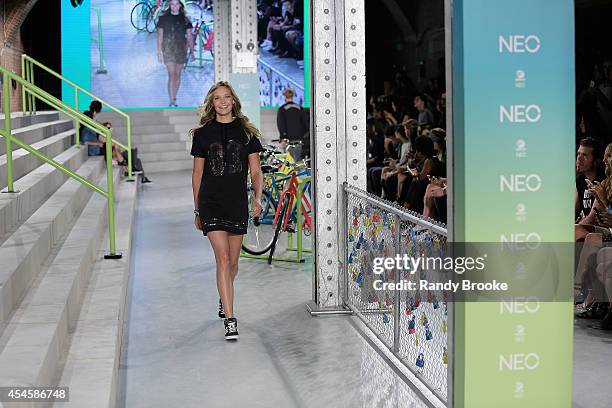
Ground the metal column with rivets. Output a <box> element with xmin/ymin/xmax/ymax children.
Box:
<box><xmin>213</xmin><ymin>0</ymin><xmax>232</xmax><ymax>81</ymax></box>
<box><xmin>230</xmin><ymin>0</ymin><xmax>258</xmax><ymax>74</ymax></box>
<box><xmin>307</xmin><ymin>0</ymin><xmax>366</xmax><ymax>313</ymax></box>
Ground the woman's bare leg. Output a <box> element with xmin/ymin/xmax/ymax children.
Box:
<box><xmin>596</xmin><ymin>247</ymin><xmax>612</xmax><ymax>304</ymax></box>
<box><xmin>423</xmin><ymin>183</ymin><xmax>435</xmax><ymax>219</ymax></box>
<box><xmin>228</xmin><ymin>233</ymin><xmax>243</xmax><ymax>282</ymax></box>
<box><xmin>172</xmin><ymin>63</ymin><xmax>184</xmax><ymax>103</ymax></box>
<box><xmin>165</xmin><ymin>63</ymin><xmax>174</xmax><ymax>103</ymax></box>
<box><xmin>208</xmin><ymin>231</ymin><xmax>235</xmax><ymax>318</ymax></box>
<box><xmin>576</xmin><ymin>232</ymin><xmax>602</xmax><ymax>306</ymax></box>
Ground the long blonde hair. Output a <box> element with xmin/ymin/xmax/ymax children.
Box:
<box><xmin>189</xmin><ymin>81</ymin><xmax>260</xmax><ymax>141</ymax></box>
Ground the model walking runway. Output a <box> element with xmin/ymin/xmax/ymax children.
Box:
<box><xmin>116</xmin><ymin>170</ymin><xmax>432</xmax><ymax>408</ymax></box>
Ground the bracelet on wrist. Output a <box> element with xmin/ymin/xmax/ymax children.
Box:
<box><xmin>194</xmin><ymin>210</ymin><xmax>200</xmax><ymax>216</ymax></box>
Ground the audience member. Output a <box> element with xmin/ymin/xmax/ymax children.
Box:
<box><xmin>576</xmin><ymin>138</ymin><xmax>605</xmax><ymax>221</ymax></box>
<box><xmin>402</xmin><ymin>135</ymin><xmax>445</xmax><ymax>213</ymax></box>
<box><xmin>85</xmin><ymin>101</ymin><xmax>152</xmax><ymax>183</ymax></box>
<box><xmin>259</xmin><ymin>0</ymin><xmax>304</xmax><ymax>69</ymax></box>
<box><xmin>102</xmin><ymin>122</ymin><xmax>152</xmax><ymax>184</ymax></box>
<box><xmin>575</xmin><ymin>143</ymin><xmax>612</xmax><ymax>328</ymax></box>
<box><xmin>414</xmin><ymin>94</ymin><xmax>435</xmax><ymax>129</ymax></box>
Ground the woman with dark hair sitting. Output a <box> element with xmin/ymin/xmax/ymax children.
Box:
<box><xmin>401</xmin><ymin>135</ymin><xmax>445</xmax><ymax>213</ymax></box>
<box><xmin>101</xmin><ymin>122</ymin><xmax>152</xmax><ymax>184</ymax></box>
<box><xmin>80</xmin><ymin>111</ymin><xmax>126</xmax><ymax>165</ymax></box>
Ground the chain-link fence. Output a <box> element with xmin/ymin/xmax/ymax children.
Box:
<box><xmin>343</xmin><ymin>184</ymin><xmax>449</xmax><ymax>404</ymax></box>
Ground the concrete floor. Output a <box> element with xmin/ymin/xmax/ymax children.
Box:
<box><xmin>116</xmin><ymin>170</ymin><xmax>432</xmax><ymax>408</ymax></box>
<box><xmin>114</xmin><ymin>170</ymin><xmax>610</xmax><ymax>407</ymax></box>
<box><xmin>573</xmin><ymin>318</ymin><xmax>612</xmax><ymax>408</ymax></box>
<box><xmin>91</xmin><ymin>0</ymin><xmax>214</xmax><ymax>108</ymax></box>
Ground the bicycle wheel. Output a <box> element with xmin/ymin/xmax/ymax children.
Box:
<box><xmin>145</xmin><ymin>6</ymin><xmax>158</xmax><ymax>33</ymax></box>
<box><xmin>267</xmin><ymin>195</ymin><xmax>290</xmax><ymax>264</ymax></box>
<box><xmin>131</xmin><ymin>2</ymin><xmax>152</xmax><ymax>31</ymax></box>
<box><xmin>242</xmin><ymin>191</ymin><xmax>275</xmax><ymax>255</ymax></box>
<box><xmin>185</xmin><ymin>1</ymin><xmax>203</xmax><ymax>26</ymax></box>
<box><xmin>247</xmin><ymin>186</ymin><xmax>274</xmax><ymax>221</ymax></box>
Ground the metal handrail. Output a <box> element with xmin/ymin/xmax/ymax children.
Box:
<box><xmin>21</xmin><ymin>54</ymin><xmax>132</xmax><ymax>179</ymax></box>
<box><xmin>1</xmin><ymin>66</ymin><xmax>121</xmax><ymax>257</ymax></box>
<box><xmin>91</xmin><ymin>7</ymin><xmax>108</xmax><ymax>74</ymax></box>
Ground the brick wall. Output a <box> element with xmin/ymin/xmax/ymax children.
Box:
<box><xmin>1</xmin><ymin>0</ymin><xmax>40</xmax><ymax>112</ymax></box>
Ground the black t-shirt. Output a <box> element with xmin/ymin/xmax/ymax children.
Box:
<box><xmin>190</xmin><ymin>119</ymin><xmax>263</xmax><ymax>233</ymax></box>
<box><xmin>576</xmin><ymin>171</ymin><xmax>605</xmax><ymax>219</ymax></box>
<box><xmin>157</xmin><ymin>13</ymin><xmax>192</xmax><ymax>53</ymax></box>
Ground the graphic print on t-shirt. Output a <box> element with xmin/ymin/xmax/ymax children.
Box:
<box><xmin>209</xmin><ymin>142</ymin><xmax>225</xmax><ymax>176</ymax></box>
<box><xmin>226</xmin><ymin>139</ymin><xmax>243</xmax><ymax>174</ymax></box>
<box><xmin>582</xmin><ymin>187</ymin><xmax>595</xmax><ymax>218</ymax></box>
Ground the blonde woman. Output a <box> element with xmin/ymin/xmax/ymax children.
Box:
<box><xmin>190</xmin><ymin>81</ymin><xmax>264</xmax><ymax>340</ymax></box>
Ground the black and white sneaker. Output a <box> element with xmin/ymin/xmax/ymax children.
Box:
<box><xmin>218</xmin><ymin>298</ymin><xmax>225</xmax><ymax>319</ymax></box>
<box><xmin>224</xmin><ymin>318</ymin><xmax>238</xmax><ymax>340</ymax></box>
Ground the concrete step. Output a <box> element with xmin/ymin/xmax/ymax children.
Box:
<box><xmin>0</xmin><ymin>119</ymin><xmax>73</xmax><ymax>156</ymax></box>
<box><xmin>144</xmin><ymin>158</ymin><xmax>193</xmax><ymax>173</ymax></box>
<box><xmin>134</xmin><ymin>141</ymin><xmax>187</xmax><ymax>153</ymax></box>
<box><xmin>167</xmin><ymin>114</ymin><xmax>199</xmax><ymax>125</ymax></box>
<box><xmin>108</xmin><ymin>124</ymin><xmax>177</xmax><ymax>135</ymax></box>
<box><xmin>0</xmin><ymin>157</ymin><xmax>104</xmax><ymax>330</ymax></box>
<box><xmin>0</xmin><ymin>129</ymin><xmax>76</xmax><ymax>191</ymax></box>
<box><xmin>139</xmin><ymin>150</ymin><xmax>190</xmax><ymax>163</ymax></box>
<box><xmin>95</xmin><ymin>112</ymin><xmax>169</xmax><ymax>127</ymax></box>
<box><xmin>0</xmin><ymin>145</ymin><xmax>88</xmax><ymax>241</ymax></box>
<box><xmin>130</xmin><ymin>132</ymin><xmax>182</xmax><ymax>144</ymax></box>
<box><xmin>162</xmin><ymin>109</ymin><xmax>199</xmax><ymax>117</ymax></box>
<box><xmin>0</xmin><ymin>169</ymin><xmax>125</xmax><ymax>395</ymax></box>
<box><xmin>53</xmin><ymin>177</ymin><xmax>137</xmax><ymax>407</ymax></box>
<box><xmin>0</xmin><ymin>111</ymin><xmax>60</xmax><ymax>131</ymax></box>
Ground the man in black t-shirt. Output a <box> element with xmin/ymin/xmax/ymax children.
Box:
<box><xmin>276</xmin><ymin>88</ymin><xmax>309</xmax><ymax>158</ymax></box>
<box><xmin>576</xmin><ymin>137</ymin><xmax>605</xmax><ymax>221</ymax></box>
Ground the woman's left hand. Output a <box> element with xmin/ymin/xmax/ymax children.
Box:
<box><xmin>252</xmin><ymin>197</ymin><xmax>263</xmax><ymax>218</ymax></box>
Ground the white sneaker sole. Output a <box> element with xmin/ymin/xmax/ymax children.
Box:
<box><xmin>225</xmin><ymin>334</ymin><xmax>239</xmax><ymax>340</ymax></box>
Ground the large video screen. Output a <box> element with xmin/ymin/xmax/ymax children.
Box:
<box><xmin>87</xmin><ymin>0</ymin><xmax>214</xmax><ymax>108</ymax></box>
<box><xmin>61</xmin><ymin>0</ymin><xmax>308</xmax><ymax>109</ymax></box>
<box><xmin>256</xmin><ymin>0</ymin><xmax>307</xmax><ymax>107</ymax></box>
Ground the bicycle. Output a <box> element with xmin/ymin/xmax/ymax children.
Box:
<box><xmin>131</xmin><ymin>0</ymin><xmax>204</xmax><ymax>34</ymax></box>
<box><xmin>188</xmin><ymin>19</ymin><xmax>214</xmax><ymax>64</ymax></box>
<box><xmin>248</xmin><ymin>148</ymin><xmax>310</xmax><ymax>223</ymax></box>
<box><xmin>242</xmin><ymin>160</ymin><xmax>312</xmax><ymax>264</ymax></box>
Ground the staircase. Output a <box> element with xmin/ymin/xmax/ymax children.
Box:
<box><xmin>95</xmin><ymin>108</ymin><xmax>280</xmax><ymax>174</ymax></box>
<box><xmin>0</xmin><ymin>111</ymin><xmax>137</xmax><ymax>407</ymax></box>
<box><xmin>96</xmin><ymin>110</ymin><xmax>198</xmax><ymax>173</ymax></box>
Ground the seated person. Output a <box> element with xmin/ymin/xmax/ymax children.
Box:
<box><xmin>401</xmin><ymin>136</ymin><xmax>446</xmax><ymax>213</ymax></box>
<box><xmin>381</xmin><ymin>125</ymin><xmax>413</xmax><ymax>202</ymax></box>
<box><xmin>575</xmin><ymin>143</ymin><xmax>612</xmax><ymax>319</ymax></box>
<box><xmin>423</xmin><ymin>176</ymin><xmax>447</xmax><ymax>222</ymax></box>
<box><xmin>80</xmin><ymin>111</ymin><xmax>126</xmax><ymax>165</ymax></box>
<box><xmin>102</xmin><ymin>122</ymin><xmax>152</xmax><ymax>184</ymax></box>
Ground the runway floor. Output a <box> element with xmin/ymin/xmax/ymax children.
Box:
<box><xmin>115</xmin><ymin>170</ymin><xmax>612</xmax><ymax>407</ymax></box>
<box><xmin>116</xmin><ymin>170</ymin><xmax>433</xmax><ymax>408</ymax></box>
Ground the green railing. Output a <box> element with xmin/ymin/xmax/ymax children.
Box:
<box><xmin>1</xmin><ymin>66</ymin><xmax>122</xmax><ymax>259</ymax></box>
<box><xmin>21</xmin><ymin>54</ymin><xmax>132</xmax><ymax>179</ymax></box>
<box><xmin>91</xmin><ymin>7</ymin><xmax>108</xmax><ymax>74</ymax></box>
